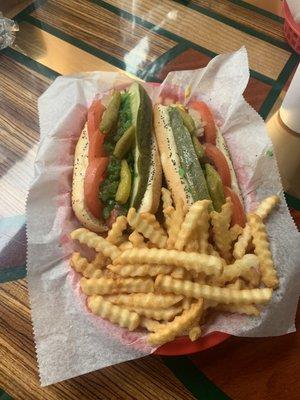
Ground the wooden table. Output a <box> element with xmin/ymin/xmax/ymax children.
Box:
<box><xmin>1</xmin><ymin>1</ymin><xmax>299</xmax><ymax>399</ymax></box>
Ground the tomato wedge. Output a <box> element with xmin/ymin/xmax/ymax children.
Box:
<box><xmin>224</xmin><ymin>186</ymin><xmax>246</xmax><ymax>227</ymax></box>
<box><xmin>204</xmin><ymin>143</ymin><xmax>231</xmax><ymax>188</ymax></box>
<box><xmin>84</xmin><ymin>157</ymin><xmax>109</xmax><ymax>219</ymax></box>
<box><xmin>189</xmin><ymin>101</ymin><xmax>217</xmax><ymax>144</ymax></box>
<box><xmin>87</xmin><ymin>99</ymin><xmax>106</xmax><ymax>159</ymax></box>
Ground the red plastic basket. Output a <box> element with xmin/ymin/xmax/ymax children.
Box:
<box><xmin>283</xmin><ymin>0</ymin><xmax>300</xmax><ymax>54</ymax></box>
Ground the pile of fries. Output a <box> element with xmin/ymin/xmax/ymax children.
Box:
<box><xmin>70</xmin><ymin>189</ymin><xmax>279</xmax><ymax>346</ymax></box>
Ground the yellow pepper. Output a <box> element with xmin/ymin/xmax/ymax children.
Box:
<box><xmin>115</xmin><ymin>159</ymin><xmax>132</xmax><ymax>204</ymax></box>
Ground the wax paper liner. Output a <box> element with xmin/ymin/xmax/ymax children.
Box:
<box><xmin>27</xmin><ymin>48</ymin><xmax>300</xmax><ymax>386</ymax></box>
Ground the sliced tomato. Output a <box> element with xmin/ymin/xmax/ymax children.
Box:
<box><xmin>224</xmin><ymin>186</ymin><xmax>246</xmax><ymax>227</ymax></box>
<box><xmin>84</xmin><ymin>157</ymin><xmax>109</xmax><ymax>219</ymax></box>
<box><xmin>87</xmin><ymin>99</ymin><xmax>106</xmax><ymax>159</ymax></box>
<box><xmin>89</xmin><ymin>131</ymin><xmax>106</xmax><ymax>160</ymax></box>
<box><xmin>204</xmin><ymin>143</ymin><xmax>231</xmax><ymax>188</ymax></box>
<box><xmin>188</xmin><ymin>101</ymin><xmax>217</xmax><ymax>144</ymax></box>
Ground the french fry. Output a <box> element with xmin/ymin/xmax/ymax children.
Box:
<box><xmin>216</xmin><ymin>304</ymin><xmax>260</xmax><ymax>316</ymax></box>
<box><xmin>108</xmin><ymin>264</ymin><xmax>174</xmax><ymax>277</ymax></box>
<box><xmin>148</xmin><ymin>300</ymin><xmax>203</xmax><ymax>345</ymax></box>
<box><xmin>233</xmin><ymin>196</ymin><xmax>280</xmax><ymax>259</ymax></box>
<box><xmin>185</xmin><ymin>238</ymin><xmax>199</xmax><ymax>253</ymax></box>
<box><xmin>248</xmin><ymin>213</ymin><xmax>278</xmax><ymax>288</ymax></box>
<box><xmin>197</xmin><ymin>205</ymin><xmax>210</xmax><ymax>254</ymax></box>
<box><xmin>226</xmin><ymin>279</ymin><xmax>244</xmax><ymax>290</ymax></box>
<box><xmin>130</xmin><ymin>306</ymin><xmax>182</xmax><ymax>321</ymax></box>
<box><xmin>229</xmin><ymin>224</ymin><xmax>243</xmax><ymax>243</ymax></box>
<box><xmin>189</xmin><ymin>326</ymin><xmax>202</xmax><ymax>341</ymax></box>
<box><xmin>255</xmin><ymin>195</ymin><xmax>280</xmax><ymax>220</ymax></box>
<box><xmin>129</xmin><ymin>230</ymin><xmax>147</xmax><ymax>248</ymax></box>
<box><xmin>70</xmin><ymin>252</ymin><xmax>103</xmax><ymax>278</ymax></box>
<box><xmin>211</xmin><ymin>198</ymin><xmax>233</xmax><ymax>262</ymax></box>
<box><xmin>71</xmin><ymin>228</ymin><xmax>120</xmax><ymax>260</ymax></box>
<box><xmin>87</xmin><ymin>295</ymin><xmax>140</xmax><ymax>331</ymax></box>
<box><xmin>233</xmin><ymin>224</ymin><xmax>251</xmax><ymax>259</ymax></box>
<box><xmin>119</xmin><ymin>241</ymin><xmax>133</xmax><ymax>251</ymax></box>
<box><xmin>80</xmin><ymin>276</ymin><xmax>154</xmax><ymax>295</ymax></box>
<box><xmin>93</xmin><ymin>252</ymin><xmax>108</xmax><ymax>268</ymax></box>
<box><xmin>127</xmin><ymin>208</ymin><xmax>167</xmax><ymax>248</ymax></box>
<box><xmin>167</xmin><ymin>199</ymin><xmax>185</xmax><ymax>249</ymax></box>
<box><xmin>219</xmin><ymin>254</ymin><xmax>261</xmax><ymax>286</ymax></box>
<box><xmin>104</xmin><ymin>293</ymin><xmax>183</xmax><ymax>309</ymax></box>
<box><xmin>114</xmin><ymin>248</ymin><xmax>223</xmax><ymax>276</ymax></box>
<box><xmin>207</xmin><ymin>244</ymin><xmax>220</xmax><ymax>257</ymax></box>
<box><xmin>140</xmin><ymin>318</ymin><xmax>164</xmax><ymax>332</ymax></box>
<box><xmin>171</xmin><ymin>267</ymin><xmax>188</xmax><ymax>279</ymax></box>
<box><xmin>175</xmin><ymin>200</ymin><xmax>211</xmax><ymax>251</ymax></box>
<box><xmin>182</xmin><ymin>298</ymin><xmax>192</xmax><ymax>310</ymax></box>
<box><xmin>155</xmin><ymin>275</ymin><xmax>273</xmax><ymax>304</ymax></box>
<box><xmin>107</xmin><ymin>216</ymin><xmax>127</xmax><ymax>245</ymax></box>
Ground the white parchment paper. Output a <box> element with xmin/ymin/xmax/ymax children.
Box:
<box><xmin>27</xmin><ymin>48</ymin><xmax>300</xmax><ymax>386</ymax></box>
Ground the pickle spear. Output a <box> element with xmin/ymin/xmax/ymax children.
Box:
<box><xmin>100</xmin><ymin>91</ymin><xmax>121</xmax><ymax>134</ymax></box>
<box><xmin>129</xmin><ymin>82</ymin><xmax>152</xmax><ymax>209</ymax></box>
<box><xmin>178</xmin><ymin>107</ymin><xmax>196</xmax><ymax>134</ymax></box>
<box><xmin>113</xmin><ymin>125</ymin><xmax>135</xmax><ymax>159</ymax></box>
<box><xmin>205</xmin><ymin>163</ymin><xmax>225</xmax><ymax>212</ymax></box>
<box><xmin>168</xmin><ymin>107</ymin><xmax>210</xmax><ymax>202</ymax></box>
<box><xmin>115</xmin><ymin>159</ymin><xmax>132</xmax><ymax>204</ymax></box>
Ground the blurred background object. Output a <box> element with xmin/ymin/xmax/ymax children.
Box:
<box><xmin>284</xmin><ymin>0</ymin><xmax>300</xmax><ymax>54</ymax></box>
<box><xmin>0</xmin><ymin>12</ymin><xmax>18</xmax><ymax>50</ymax></box>
<box><xmin>267</xmin><ymin>63</ymin><xmax>300</xmax><ymax>200</ymax></box>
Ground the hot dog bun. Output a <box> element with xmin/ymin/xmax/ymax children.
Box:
<box><xmin>72</xmin><ymin>124</ymin><xmax>162</xmax><ymax>232</ymax></box>
<box><xmin>72</xmin><ymin>123</ymin><xmax>107</xmax><ymax>232</ymax></box>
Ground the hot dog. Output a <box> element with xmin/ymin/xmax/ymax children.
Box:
<box><xmin>153</xmin><ymin>101</ymin><xmax>245</xmax><ymax>226</ymax></box>
<box><xmin>72</xmin><ymin>82</ymin><xmax>161</xmax><ymax>232</ymax></box>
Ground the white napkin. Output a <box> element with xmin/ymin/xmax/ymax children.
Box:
<box><xmin>287</xmin><ymin>0</ymin><xmax>300</xmax><ymax>23</ymax></box>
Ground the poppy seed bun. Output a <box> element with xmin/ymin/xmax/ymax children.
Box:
<box><xmin>72</xmin><ymin>124</ymin><xmax>162</xmax><ymax>232</ymax></box>
<box><xmin>139</xmin><ymin>133</ymin><xmax>162</xmax><ymax>214</ymax></box>
<box><xmin>72</xmin><ymin>123</ymin><xmax>107</xmax><ymax>232</ymax></box>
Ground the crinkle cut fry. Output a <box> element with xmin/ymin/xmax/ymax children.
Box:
<box><xmin>140</xmin><ymin>318</ymin><xmax>164</xmax><ymax>332</ymax></box>
<box><xmin>114</xmin><ymin>248</ymin><xmax>223</xmax><ymax>276</ymax></box>
<box><xmin>211</xmin><ymin>198</ymin><xmax>233</xmax><ymax>262</ymax></box>
<box><xmin>219</xmin><ymin>254</ymin><xmax>261</xmax><ymax>286</ymax></box>
<box><xmin>108</xmin><ymin>263</ymin><xmax>174</xmax><ymax>277</ymax></box>
<box><xmin>175</xmin><ymin>200</ymin><xmax>211</xmax><ymax>251</ymax></box>
<box><xmin>233</xmin><ymin>195</ymin><xmax>280</xmax><ymax>259</ymax></box>
<box><xmin>248</xmin><ymin>213</ymin><xmax>279</xmax><ymax>288</ymax></box>
<box><xmin>104</xmin><ymin>293</ymin><xmax>183</xmax><ymax>308</ymax></box>
<box><xmin>71</xmin><ymin>228</ymin><xmax>120</xmax><ymax>260</ymax></box>
<box><xmin>70</xmin><ymin>252</ymin><xmax>103</xmax><ymax>278</ymax></box>
<box><xmin>233</xmin><ymin>224</ymin><xmax>252</xmax><ymax>259</ymax></box>
<box><xmin>197</xmin><ymin>204</ymin><xmax>210</xmax><ymax>254</ymax></box>
<box><xmin>80</xmin><ymin>276</ymin><xmax>154</xmax><ymax>295</ymax></box>
<box><xmin>255</xmin><ymin>195</ymin><xmax>280</xmax><ymax>220</ymax></box>
<box><xmin>87</xmin><ymin>295</ymin><xmax>140</xmax><ymax>331</ymax></box>
<box><xmin>147</xmin><ymin>300</ymin><xmax>203</xmax><ymax>345</ymax></box>
<box><xmin>129</xmin><ymin>306</ymin><xmax>182</xmax><ymax>321</ymax></box>
<box><xmin>167</xmin><ymin>199</ymin><xmax>186</xmax><ymax>249</ymax></box>
<box><xmin>107</xmin><ymin>216</ymin><xmax>128</xmax><ymax>245</ymax></box>
<box><xmin>216</xmin><ymin>303</ymin><xmax>260</xmax><ymax>316</ymax></box>
<box><xmin>155</xmin><ymin>275</ymin><xmax>273</xmax><ymax>304</ymax></box>
<box><xmin>129</xmin><ymin>230</ymin><xmax>147</xmax><ymax>248</ymax></box>
<box><xmin>127</xmin><ymin>208</ymin><xmax>167</xmax><ymax>248</ymax></box>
